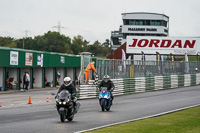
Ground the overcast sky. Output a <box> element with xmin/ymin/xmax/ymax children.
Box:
<box><xmin>0</xmin><ymin>0</ymin><xmax>199</xmax><ymax>43</ymax></box>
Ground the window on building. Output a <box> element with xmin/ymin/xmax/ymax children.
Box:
<box><xmin>124</xmin><ymin>20</ymin><xmax>129</xmax><ymax>25</ymax></box>
<box><xmin>150</xmin><ymin>20</ymin><xmax>155</xmax><ymax>25</ymax></box>
<box><xmin>135</xmin><ymin>20</ymin><xmax>144</xmax><ymax>25</ymax></box>
<box><xmin>129</xmin><ymin>20</ymin><xmax>135</xmax><ymax>25</ymax></box>
<box><xmin>123</xmin><ymin>19</ymin><xmax>167</xmax><ymax>26</ymax></box>
<box><xmin>146</xmin><ymin>20</ymin><xmax>150</xmax><ymax>25</ymax></box>
<box><xmin>155</xmin><ymin>20</ymin><xmax>161</xmax><ymax>26</ymax></box>
<box><xmin>163</xmin><ymin>21</ymin><xmax>167</xmax><ymax>27</ymax></box>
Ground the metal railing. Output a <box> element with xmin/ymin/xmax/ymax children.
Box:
<box><xmin>96</xmin><ymin>59</ymin><xmax>200</xmax><ymax>80</ymax></box>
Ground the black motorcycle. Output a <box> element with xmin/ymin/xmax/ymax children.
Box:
<box><xmin>52</xmin><ymin>90</ymin><xmax>80</xmax><ymax>122</ymax></box>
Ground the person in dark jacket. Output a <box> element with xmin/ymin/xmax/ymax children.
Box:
<box><xmin>98</xmin><ymin>75</ymin><xmax>115</xmax><ymax>101</ymax></box>
<box><xmin>57</xmin><ymin>77</ymin><xmax>76</xmax><ymax>98</ymax></box>
<box><xmin>56</xmin><ymin>77</ymin><xmax>77</xmax><ymax>107</ymax></box>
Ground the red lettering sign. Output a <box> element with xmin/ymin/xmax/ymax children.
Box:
<box><xmin>138</xmin><ymin>39</ymin><xmax>149</xmax><ymax>47</ymax></box>
<box><xmin>183</xmin><ymin>40</ymin><xmax>196</xmax><ymax>48</ymax></box>
<box><xmin>128</xmin><ymin>39</ymin><xmax>196</xmax><ymax>49</ymax></box>
<box><xmin>160</xmin><ymin>40</ymin><xmax>171</xmax><ymax>48</ymax></box>
<box><xmin>149</xmin><ymin>39</ymin><xmax>160</xmax><ymax>47</ymax></box>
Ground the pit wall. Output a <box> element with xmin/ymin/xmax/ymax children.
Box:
<box><xmin>77</xmin><ymin>73</ymin><xmax>200</xmax><ymax>99</ymax></box>
<box><xmin>0</xmin><ymin>68</ymin><xmax>3</xmax><ymax>88</ymax></box>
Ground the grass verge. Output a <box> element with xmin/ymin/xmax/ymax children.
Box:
<box><xmin>85</xmin><ymin>106</ymin><xmax>200</xmax><ymax>133</ymax></box>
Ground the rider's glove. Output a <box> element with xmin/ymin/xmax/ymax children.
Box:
<box><xmin>73</xmin><ymin>97</ymin><xmax>77</xmax><ymax>102</ymax></box>
<box><xmin>96</xmin><ymin>87</ymin><xmax>100</xmax><ymax>91</ymax></box>
<box><xmin>110</xmin><ymin>88</ymin><xmax>114</xmax><ymax>92</ymax></box>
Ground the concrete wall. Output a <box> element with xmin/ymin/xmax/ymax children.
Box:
<box><xmin>0</xmin><ymin>68</ymin><xmax>3</xmax><ymax>89</ymax></box>
<box><xmin>8</xmin><ymin>68</ymin><xmax>17</xmax><ymax>82</ymax></box>
<box><xmin>76</xmin><ymin>67</ymin><xmax>80</xmax><ymax>79</ymax></box>
<box><xmin>33</xmin><ymin>68</ymin><xmax>42</xmax><ymax>88</ymax></box>
<box><xmin>46</xmin><ymin>67</ymin><xmax>53</xmax><ymax>84</ymax></box>
<box><xmin>7</xmin><ymin>68</ymin><xmax>18</xmax><ymax>89</ymax></box>
<box><xmin>67</xmin><ymin>67</ymin><xmax>74</xmax><ymax>81</ymax></box>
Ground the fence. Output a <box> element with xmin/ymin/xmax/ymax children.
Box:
<box><xmin>76</xmin><ymin>73</ymin><xmax>200</xmax><ymax>99</ymax></box>
<box><xmin>95</xmin><ymin>59</ymin><xmax>200</xmax><ymax>80</ymax></box>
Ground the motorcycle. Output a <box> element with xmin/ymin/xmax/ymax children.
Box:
<box><xmin>99</xmin><ymin>87</ymin><xmax>112</xmax><ymax>111</ymax></box>
<box><xmin>52</xmin><ymin>90</ymin><xmax>80</xmax><ymax>122</ymax></box>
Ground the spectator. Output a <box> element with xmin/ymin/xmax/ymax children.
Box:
<box><xmin>25</xmin><ymin>71</ymin><xmax>30</xmax><ymax>91</ymax></box>
<box><xmin>23</xmin><ymin>72</ymin><xmax>26</xmax><ymax>91</ymax></box>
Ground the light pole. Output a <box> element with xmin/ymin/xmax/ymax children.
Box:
<box><xmin>23</xmin><ymin>37</ymin><xmax>24</xmax><ymax>49</ymax></box>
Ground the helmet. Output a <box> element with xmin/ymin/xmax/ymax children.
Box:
<box><xmin>63</xmin><ymin>77</ymin><xmax>71</xmax><ymax>86</ymax></box>
<box><xmin>64</xmin><ymin>77</ymin><xmax>71</xmax><ymax>82</ymax></box>
<box><xmin>103</xmin><ymin>75</ymin><xmax>109</xmax><ymax>83</ymax></box>
<box><xmin>103</xmin><ymin>75</ymin><xmax>109</xmax><ymax>79</ymax></box>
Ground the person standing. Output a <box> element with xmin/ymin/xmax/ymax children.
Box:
<box><xmin>23</xmin><ymin>72</ymin><xmax>26</xmax><ymax>91</ymax></box>
<box><xmin>25</xmin><ymin>71</ymin><xmax>30</xmax><ymax>91</ymax></box>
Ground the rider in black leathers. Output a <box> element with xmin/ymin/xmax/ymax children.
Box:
<box><xmin>98</xmin><ymin>75</ymin><xmax>115</xmax><ymax>101</ymax></box>
<box><xmin>56</xmin><ymin>77</ymin><xmax>77</xmax><ymax>107</ymax></box>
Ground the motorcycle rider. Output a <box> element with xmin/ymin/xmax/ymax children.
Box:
<box><xmin>56</xmin><ymin>77</ymin><xmax>77</xmax><ymax>109</ymax></box>
<box><xmin>98</xmin><ymin>75</ymin><xmax>115</xmax><ymax>102</ymax></box>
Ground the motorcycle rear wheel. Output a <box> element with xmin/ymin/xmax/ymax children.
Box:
<box><xmin>67</xmin><ymin>115</ymin><xmax>74</xmax><ymax>121</ymax></box>
<box><xmin>106</xmin><ymin>107</ymin><xmax>110</xmax><ymax>111</ymax></box>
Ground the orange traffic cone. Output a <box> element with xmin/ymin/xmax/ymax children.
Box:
<box><xmin>28</xmin><ymin>96</ymin><xmax>32</xmax><ymax>104</ymax></box>
<box><xmin>46</xmin><ymin>97</ymin><xmax>49</xmax><ymax>103</ymax></box>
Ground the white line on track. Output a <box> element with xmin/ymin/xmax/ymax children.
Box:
<box><xmin>75</xmin><ymin>104</ymin><xmax>200</xmax><ymax>133</ymax></box>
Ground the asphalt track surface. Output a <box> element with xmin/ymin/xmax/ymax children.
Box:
<box><xmin>0</xmin><ymin>86</ymin><xmax>200</xmax><ymax>133</ymax></box>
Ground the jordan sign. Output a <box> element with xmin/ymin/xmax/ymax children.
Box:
<box><xmin>126</xmin><ymin>36</ymin><xmax>200</xmax><ymax>55</ymax></box>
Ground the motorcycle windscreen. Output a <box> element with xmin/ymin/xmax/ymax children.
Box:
<box><xmin>58</xmin><ymin>90</ymin><xmax>70</xmax><ymax>100</ymax></box>
<box><xmin>101</xmin><ymin>87</ymin><xmax>108</xmax><ymax>94</ymax></box>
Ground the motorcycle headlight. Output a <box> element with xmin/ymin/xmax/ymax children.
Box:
<box><xmin>63</xmin><ymin>102</ymin><xmax>66</xmax><ymax>105</ymax></box>
<box><xmin>59</xmin><ymin>102</ymin><xmax>62</xmax><ymax>104</ymax></box>
<box><xmin>104</xmin><ymin>95</ymin><xmax>108</xmax><ymax>99</ymax></box>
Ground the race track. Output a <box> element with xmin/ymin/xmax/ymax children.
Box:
<box><xmin>0</xmin><ymin>86</ymin><xmax>200</xmax><ymax>133</ymax></box>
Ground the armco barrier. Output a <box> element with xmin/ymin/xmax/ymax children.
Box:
<box><xmin>77</xmin><ymin>73</ymin><xmax>200</xmax><ymax>99</ymax></box>
<box><xmin>196</xmin><ymin>73</ymin><xmax>200</xmax><ymax>85</ymax></box>
<box><xmin>171</xmin><ymin>75</ymin><xmax>178</xmax><ymax>88</ymax></box>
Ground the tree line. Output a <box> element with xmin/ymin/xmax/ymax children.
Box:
<box><xmin>0</xmin><ymin>31</ymin><xmax>111</xmax><ymax>57</ymax></box>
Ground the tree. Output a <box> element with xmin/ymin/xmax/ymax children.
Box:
<box><xmin>0</xmin><ymin>32</ymin><xmax>111</xmax><ymax>57</ymax></box>
<box><xmin>102</xmin><ymin>39</ymin><xmax>110</xmax><ymax>47</ymax></box>
<box><xmin>0</xmin><ymin>37</ymin><xmax>17</xmax><ymax>48</ymax></box>
<box><xmin>32</xmin><ymin>31</ymin><xmax>72</xmax><ymax>53</ymax></box>
<box><xmin>71</xmin><ymin>35</ymin><xmax>89</xmax><ymax>55</ymax></box>
<box><xmin>88</xmin><ymin>40</ymin><xmax>110</xmax><ymax>57</ymax></box>
<box><xmin>16</xmin><ymin>37</ymin><xmax>34</xmax><ymax>49</ymax></box>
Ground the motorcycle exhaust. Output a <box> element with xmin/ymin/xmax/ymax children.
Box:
<box><xmin>74</xmin><ymin>102</ymin><xmax>81</xmax><ymax>114</ymax></box>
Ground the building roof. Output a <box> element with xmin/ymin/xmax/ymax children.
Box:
<box><xmin>121</xmin><ymin>12</ymin><xmax>169</xmax><ymax>18</ymax></box>
<box><xmin>0</xmin><ymin>46</ymin><xmax>79</xmax><ymax>57</ymax></box>
<box><xmin>107</xmin><ymin>43</ymin><xmax>126</xmax><ymax>59</ymax></box>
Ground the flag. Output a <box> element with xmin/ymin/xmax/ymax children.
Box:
<box><xmin>185</xmin><ymin>53</ymin><xmax>188</xmax><ymax>62</ymax></box>
<box><xmin>122</xmin><ymin>49</ymin><xmax>126</xmax><ymax>72</ymax></box>
<box><xmin>185</xmin><ymin>53</ymin><xmax>189</xmax><ymax>73</ymax></box>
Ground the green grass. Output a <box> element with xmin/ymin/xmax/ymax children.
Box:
<box><xmin>85</xmin><ymin>106</ymin><xmax>200</xmax><ymax>133</ymax></box>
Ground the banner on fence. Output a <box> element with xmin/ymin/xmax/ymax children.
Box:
<box><xmin>127</xmin><ymin>36</ymin><xmax>200</xmax><ymax>55</ymax></box>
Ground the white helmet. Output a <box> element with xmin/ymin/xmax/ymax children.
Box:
<box><xmin>63</xmin><ymin>77</ymin><xmax>71</xmax><ymax>86</ymax></box>
<box><xmin>64</xmin><ymin>77</ymin><xmax>71</xmax><ymax>82</ymax></box>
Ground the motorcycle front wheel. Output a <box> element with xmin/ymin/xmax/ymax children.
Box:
<box><xmin>101</xmin><ymin>100</ymin><xmax>105</xmax><ymax>111</ymax></box>
<box><xmin>60</xmin><ymin>112</ymin><xmax>65</xmax><ymax>122</ymax></box>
